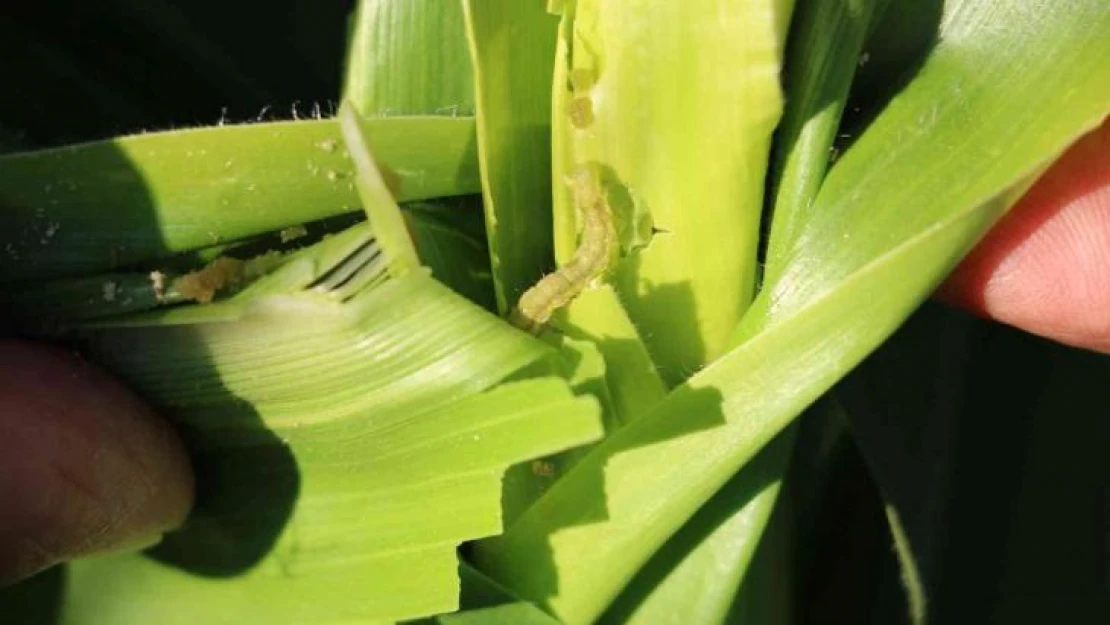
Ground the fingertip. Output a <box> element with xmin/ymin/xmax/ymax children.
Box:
<box><xmin>0</xmin><ymin>340</ymin><xmax>193</xmax><ymax>584</ymax></box>
<box><xmin>942</xmin><ymin>117</ymin><xmax>1110</xmax><ymax>353</ymax></box>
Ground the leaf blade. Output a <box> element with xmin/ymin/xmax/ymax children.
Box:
<box><xmin>344</xmin><ymin>0</ymin><xmax>475</xmax><ymax>118</ymax></box>
<box><xmin>0</xmin><ymin>117</ymin><xmax>479</xmax><ymax>282</ymax></box>
<box><xmin>473</xmin><ymin>3</ymin><xmax>1110</xmax><ymax>620</ymax></box>
<box><xmin>462</xmin><ymin>0</ymin><xmax>559</xmax><ymax>314</ymax></box>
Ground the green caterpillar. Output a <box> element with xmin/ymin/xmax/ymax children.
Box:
<box><xmin>511</xmin><ymin>164</ymin><xmax>616</xmax><ymax>334</ymax></box>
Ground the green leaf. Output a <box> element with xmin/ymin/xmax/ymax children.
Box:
<box><xmin>340</xmin><ymin>0</ymin><xmax>492</xmax><ymax>309</ymax></box>
<box><xmin>555</xmin><ymin>287</ymin><xmax>667</xmax><ymax>424</ymax></box>
<box><xmin>764</xmin><ymin>0</ymin><xmax>887</xmax><ymax>281</ymax></box>
<box><xmin>472</xmin><ymin>2</ymin><xmax>1110</xmax><ymax>621</ymax></box>
<box><xmin>462</xmin><ymin>0</ymin><xmax>559</xmax><ymax>314</ymax></box>
<box><xmin>547</xmin><ymin>5</ymin><xmax>666</xmax><ymax>427</ymax></box>
<box><xmin>404</xmin><ymin>198</ymin><xmax>496</xmax><ymax>311</ymax></box>
<box><xmin>725</xmin><ymin>480</ymin><xmax>799</xmax><ymax>625</ymax></box>
<box><xmin>844</xmin><ymin>0</ymin><xmax>943</xmax><ymax>135</ymax></box>
<box><xmin>340</xmin><ymin>104</ymin><xmax>423</xmax><ymax>276</ymax></box>
<box><xmin>46</xmin><ymin>246</ymin><xmax>601</xmax><ymax>624</ymax></box>
<box><xmin>344</xmin><ymin>0</ymin><xmax>475</xmax><ymax>117</ymax></box>
<box><xmin>552</xmin><ymin>0</ymin><xmax>794</xmax><ymax>382</ymax></box>
<box><xmin>0</xmin><ymin>116</ymin><xmax>479</xmax><ymax>282</ymax></box>
<box><xmin>408</xmin><ymin>563</ymin><xmax>563</xmax><ymax>625</ymax></box>
<box><xmin>607</xmin><ymin>1</ymin><xmax>893</xmax><ymax>619</ymax></box>
<box><xmin>4</xmin><ymin>116</ymin><xmax>602</xmax><ymax>622</ymax></box>
<box><xmin>503</xmin><ymin>1</ymin><xmax>875</xmax><ymax>621</ymax></box>
<box><xmin>500</xmin><ymin>335</ymin><xmax>622</xmax><ymax>524</ymax></box>
<box><xmin>597</xmin><ymin>1</ymin><xmax>891</xmax><ymax>618</ymax></box>
<box><xmin>599</xmin><ymin>430</ymin><xmax>794</xmax><ymax>625</ymax></box>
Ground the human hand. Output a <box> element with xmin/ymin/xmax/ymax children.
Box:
<box><xmin>942</xmin><ymin>117</ymin><xmax>1110</xmax><ymax>353</ymax></box>
<box><xmin>0</xmin><ymin>340</ymin><xmax>193</xmax><ymax>584</ymax></box>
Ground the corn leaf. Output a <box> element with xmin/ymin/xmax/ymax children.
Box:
<box><xmin>764</xmin><ymin>0</ymin><xmax>888</xmax><ymax>280</ymax></box>
<box><xmin>1</xmin><ymin>112</ymin><xmax>603</xmax><ymax>623</ymax></box>
<box><xmin>603</xmin><ymin>2</ymin><xmax>892</xmax><ymax>621</ymax></box>
<box><xmin>462</xmin><ymin>0</ymin><xmax>559</xmax><ymax>314</ymax></box>
<box><xmin>547</xmin><ymin>5</ymin><xmax>665</xmax><ymax>427</ymax></box>
<box><xmin>2</xmin><ymin>2</ymin><xmax>1107</xmax><ymax>624</ymax></box>
<box><xmin>500</xmin><ymin>335</ymin><xmax>622</xmax><ymax>524</ymax></box>
<box><xmin>724</xmin><ymin>488</ymin><xmax>799</xmax><ymax>624</ymax></box>
<box><xmin>344</xmin><ymin>0</ymin><xmax>475</xmax><ymax>117</ymax></box>
<box><xmin>508</xmin><ymin>0</ymin><xmax>795</xmax><ymax>527</ymax></box>
<box><xmin>843</xmin><ymin>0</ymin><xmax>944</xmax><ymax>136</ymax></box>
<box><xmin>408</xmin><ymin>563</ymin><xmax>563</xmax><ymax>625</ymax></box>
<box><xmin>0</xmin><ymin>116</ymin><xmax>479</xmax><ymax>282</ymax></box>
<box><xmin>43</xmin><ymin>225</ymin><xmax>601</xmax><ymax>623</ymax></box>
<box><xmin>516</xmin><ymin>0</ymin><xmax>876</xmax><ymax>620</ymax></box>
<box><xmin>341</xmin><ymin>0</ymin><xmax>492</xmax><ymax>309</ymax></box>
<box><xmin>60</xmin><ymin>371</ymin><xmax>599</xmax><ymax>624</ymax></box>
<box><xmin>551</xmin><ymin>0</ymin><xmax>794</xmax><ymax>382</ymax></box>
<box><xmin>341</xmin><ymin>105</ymin><xmax>424</xmax><ymax>277</ymax></box>
<box><xmin>405</xmin><ymin>198</ymin><xmax>496</xmax><ymax>311</ymax></box>
<box><xmin>599</xmin><ymin>431</ymin><xmax>795</xmax><ymax>625</ymax></box>
<box><xmin>472</xmin><ymin>2</ymin><xmax>1110</xmax><ymax>621</ymax></box>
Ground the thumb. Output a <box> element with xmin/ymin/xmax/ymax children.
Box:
<box><xmin>0</xmin><ymin>340</ymin><xmax>193</xmax><ymax>584</ymax></box>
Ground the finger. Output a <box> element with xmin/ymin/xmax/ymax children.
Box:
<box><xmin>941</xmin><ymin>116</ymin><xmax>1110</xmax><ymax>353</ymax></box>
<box><xmin>0</xmin><ymin>340</ymin><xmax>193</xmax><ymax>584</ymax></box>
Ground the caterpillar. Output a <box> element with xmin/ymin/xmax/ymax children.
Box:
<box><xmin>511</xmin><ymin>164</ymin><xmax>616</xmax><ymax>334</ymax></box>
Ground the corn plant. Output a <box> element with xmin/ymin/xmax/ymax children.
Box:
<box><xmin>1</xmin><ymin>0</ymin><xmax>1107</xmax><ymax>624</ymax></box>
